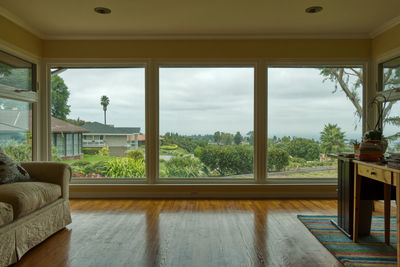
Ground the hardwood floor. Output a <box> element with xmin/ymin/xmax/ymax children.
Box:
<box><xmin>13</xmin><ymin>199</ymin><xmax>344</xmax><ymax>267</ymax></box>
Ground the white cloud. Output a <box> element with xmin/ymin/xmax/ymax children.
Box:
<box><xmin>58</xmin><ymin>66</ymin><xmax>363</xmax><ymax>140</ymax></box>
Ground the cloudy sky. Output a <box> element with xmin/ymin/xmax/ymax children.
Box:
<box><xmin>59</xmin><ymin>67</ymin><xmax>365</xmax><ymax>141</ymax></box>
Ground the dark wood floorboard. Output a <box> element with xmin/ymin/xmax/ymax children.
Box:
<box><xmin>12</xmin><ymin>199</ymin><xmax>346</xmax><ymax>267</ymax></box>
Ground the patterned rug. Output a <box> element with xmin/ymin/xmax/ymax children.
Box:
<box><xmin>298</xmin><ymin>215</ymin><xmax>397</xmax><ymax>267</ymax></box>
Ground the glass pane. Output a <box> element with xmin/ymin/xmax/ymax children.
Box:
<box><xmin>74</xmin><ymin>134</ymin><xmax>79</xmax><ymax>155</ymax></box>
<box><xmin>56</xmin><ymin>134</ymin><xmax>65</xmax><ymax>156</ymax></box>
<box><xmin>382</xmin><ymin>56</ymin><xmax>400</xmax><ymax>91</ymax></box>
<box><xmin>0</xmin><ymin>50</ymin><xmax>34</xmax><ymax>91</ymax></box>
<box><xmin>267</xmin><ymin>67</ymin><xmax>363</xmax><ymax>179</ymax></box>
<box><xmin>159</xmin><ymin>67</ymin><xmax>254</xmax><ymax>179</ymax></box>
<box><xmin>50</xmin><ymin>68</ymin><xmax>145</xmax><ymax>179</ymax></box>
<box><xmin>383</xmin><ymin>101</ymin><xmax>400</xmax><ymax>151</ymax></box>
<box><xmin>66</xmin><ymin>134</ymin><xmax>73</xmax><ymax>156</ymax></box>
<box><xmin>0</xmin><ymin>98</ymin><xmax>32</xmax><ymax>161</ymax></box>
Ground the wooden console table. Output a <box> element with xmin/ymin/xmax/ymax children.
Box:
<box><xmin>353</xmin><ymin>160</ymin><xmax>400</xmax><ymax>266</ymax></box>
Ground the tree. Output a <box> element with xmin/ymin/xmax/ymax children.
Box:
<box><xmin>234</xmin><ymin>131</ymin><xmax>243</xmax><ymax>145</ymax></box>
<box><xmin>286</xmin><ymin>138</ymin><xmax>320</xmax><ymax>161</ymax></box>
<box><xmin>246</xmin><ymin>131</ymin><xmax>254</xmax><ymax>146</ymax></box>
<box><xmin>51</xmin><ymin>75</ymin><xmax>70</xmax><ymax>120</ymax></box>
<box><xmin>220</xmin><ymin>132</ymin><xmax>233</xmax><ymax>145</ymax></box>
<box><xmin>267</xmin><ymin>147</ymin><xmax>289</xmax><ymax>171</ymax></box>
<box><xmin>100</xmin><ymin>95</ymin><xmax>110</xmax><ymax>125</ymax></box>
<box><xmin>320</xmin><ymin>67</ymin><xmax>400</xmax><ymax>139</ymax></box>
<box><xmin>320</xmin><ymin>123</ymin><xmax>346</xmax><ymax>154</ymax></box>
<box><xmin>214</xmin><ymin>131</ymin><xmax>221</xmax><ymax>144</ymax></box>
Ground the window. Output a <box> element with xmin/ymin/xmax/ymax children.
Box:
<box><xmin>0</xmin><ymin>50</ymin><xmax>36</xmax><ymax>161</ymax></box>
<box><xmin>0</xmin><ymin>99</ymin><xmax>32</xmax><ymax>161</ymax></box>
<box><xmin>50</xmin><ymin>67</ymin><xmax>146</xmax><ymax>180</ymax></box>
<box><xmin>66</xmin><ymin>134</ymin><xmax>73</xmax><ymax>156</ymax></box>
<box><xmin>159</xmin><ymin>67</ymin><xmax>254</xmax><ymax>179</ymax></box>
<box><xmin>379</xmin><ymin>56</ymin><xmax>400</xmax><ymax>151</ymax></box>
<box><xmin>0</xmin><ymin>50</ymin><xmax>36</xmax><ymax>92</ymax></box>
<box><xmin>267</xmin><ymin>66</ymin><xmax>363</xmax><ymax>179</ymax></box>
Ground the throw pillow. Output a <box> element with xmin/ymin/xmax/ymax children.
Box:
<box><xmin>0</xmin><ymin>150</ymin><xmax>30</xmax><ymax>184</ymax></box>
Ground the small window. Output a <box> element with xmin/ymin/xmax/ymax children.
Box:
<box><xmin>0</xmin><ymin>50</ymin><xmax>36</xmax><ymax>91</ymax></box>
<box><xmin>0</xmin><ymin>98</ymin><xmax>33</xmax><ymax>161</ymax></box>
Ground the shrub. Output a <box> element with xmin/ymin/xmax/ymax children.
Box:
<box><xmin>84</xmin><ymin>161</ymin><xmax>109</xmax><ymax>177</ymax></box>
<box><xmin>98</xmin><ymin>146</ymin><xmax>109</xmax><ymax>156</ymax></box>
<box><xmin>267</xmin><ymin>148</ymin><xmax>289</xmax><ymax>171</ymax></box>
<box><xmin>106</xmin><ymin>158</ymin><xmax>145</xmax><ymax>178</ymax></box>
<box><xmin>165</xmin><ymin>155</ymin><xmax>202</xmax><ymax>178</ymax></box>
<box><xmin>286</xmin><ymin>138</ymin><xmax>320</xmax><ymax>161</ymax></box>
<box><xmin>3</xmin><ymin>140</ymin><xmax>31</xmax><ymax>162</ymax></box>
<box><xmin>83</xmin><ymin>147</ymin><xmax>101</xmax><ymax>155</ymax></box>
<box><xmin>51</xmin><ymin>146</ymin><xmax>62</xmax><ymax>161</ymax></box>
<box><xmin>125</xmin><ymin>149</ymin><xmax>144</xmax><ymax>161</ymax></box>
<box><xmin>160</xmin><ymin>144</ymin><xmax>178</xmax><ymax>150</ymax></box>
<box><xmin>197</xmin><ymin>145</ymin><xmax>253</xmax><ymax>176</ymax></box>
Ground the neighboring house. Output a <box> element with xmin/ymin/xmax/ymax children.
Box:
<box><xmin>51</xmin><ymin>117</ymin><xmax>89</xmax><ymax>160</ymax></box>
<box><xmin>81</xmin><ymin>122</ymin><xmax>140</xmax><ymax>157</ymax></box>
<box><xmin>0</xmin><ymin>109</ymin><xmax>88</xmax><ymax>160</ymax></box>
<box><xmin>127</xmin><ymin>134</ymin><xmax>164</xmax><ymax>147</ymax></box>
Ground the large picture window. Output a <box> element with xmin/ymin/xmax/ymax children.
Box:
<box><xmin>267</xmin><ymin>66</ymin><xmax>363</xmax><ymax>179</ymax></box>
<box><xmin>159</xmin><ymin>66</ymin><xmax>254</xmax><ymax>179</ymax></box>
<box><xmin>50</xmin><ymin>67</ymin><xmax>146</xmax><ymax>180</ymax></box>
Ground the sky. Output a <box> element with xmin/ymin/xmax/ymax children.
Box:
<box><xmin>58</xmin><ymin>67</ymin><xmax>364</xmax><ymax>141</ymax></box>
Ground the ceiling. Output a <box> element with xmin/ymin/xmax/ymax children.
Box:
<box><xmin>1</xmin><ymin>0</ymin><xmax>400</xmax><ymax>40</ymax></box>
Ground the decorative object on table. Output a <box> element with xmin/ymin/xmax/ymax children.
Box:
<box><xmin>352</xmin><ymin>140</ymin><xmax>360</xmax><ymax>152</ymax></box>
<box><xmin>298</xmin><ymin>215</ymin><xmax>397</xmax><ymax>267</ymax></box>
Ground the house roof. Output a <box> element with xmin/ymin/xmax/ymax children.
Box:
<box><xmin>0</xmin><ymin>109</ymin><xmax>89</xmax><ymax>133</ymax></box>
<box><xmin>51</xmin><ymin>117</ymin><xmax>89</xmax><ymax>133</ymax></box>
<box><xmin>82</xmin><ymin>122</ymin><xmax>140</xmax><ymax>135</ymax></box>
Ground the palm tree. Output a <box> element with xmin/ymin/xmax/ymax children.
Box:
<box><xmin>320</xmin><ymin>123</ymin><xmax>346</xmax><ymax>154</ymax></box>
<box><xmin>100</xmin><ymin>95</ymin><xmax>110</xmax><ymax>125</ymax></box>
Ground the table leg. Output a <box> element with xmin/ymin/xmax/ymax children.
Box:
<box><xmin>384</xmin><ymin>184</ymin><xmax>391</xmax><ymax>245</ymax></box>
<box><xmin>396</xmin><ymin>184</ymin><xmax>400</xmax><ymax>267</ymax></box>
<box><xmin>353</xmin><ymin>164</ymin><xmax>361</xmax><ymax>243</ymax></box>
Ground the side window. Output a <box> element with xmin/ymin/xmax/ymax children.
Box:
<box><xmin>0</xmin><ymin>50</ymin><xmax>36</xmax><ymax>161</ymax></box>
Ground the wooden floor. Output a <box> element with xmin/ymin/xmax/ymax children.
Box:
<box><xmin>13</xmin><ymin>199</ymin><xmax>346</xmax><ymax>267</ymax></box>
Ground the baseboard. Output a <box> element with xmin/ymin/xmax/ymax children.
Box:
<box><xmin>69</xmin><ymin>184</ymin><xmax>337</xmax><ymax>199</ymax></box>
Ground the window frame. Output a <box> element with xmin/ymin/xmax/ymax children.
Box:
<box><xmin>0</xmin><ymin>45</ymin><xmax>40</xmax><ymax>161</ymax></box>
<box><xmin>264</xmin><ymin>60</ymin><xmax>368</xmax><ymax>184</ymax></box>
<box><xmin>43</xmin><ymin>58</ymin><xmax>368</xmax><ymax>186</ymax></box>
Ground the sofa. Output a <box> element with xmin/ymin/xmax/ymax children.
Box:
<box><xmin>0</xmin><ymin>162</ymin><xmax>72</xmax><ymax>267</ymax></box>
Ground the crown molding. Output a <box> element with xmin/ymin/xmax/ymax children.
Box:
<box><xmin>0</xmin><ymin>6</ymin><xmax>45</xmax><ymax>39</ymax></box>
<box><xmin>370</xmin><ymin>15</ymin><xmax>400</xmax><ymax>38</ymax></box>
<box><xmin>42</xmin><ymin>33</ymin><xmax>370</xmax><ymax>40</ymax></box>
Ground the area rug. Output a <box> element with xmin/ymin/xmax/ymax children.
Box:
<box><xmin>298</xmin><ymin>215</ymin><xmax>397</xmax><ymax>267</ymax></box>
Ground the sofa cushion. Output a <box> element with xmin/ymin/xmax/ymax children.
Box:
<box><xmin>0</xmin><ymin>182</ymin><xmax>61</xmax><ymax>219</ymax></box>
<box><xmin>0</xmin><ymin>151</ymin><xmax>30</xmax><ymax>185</ymax></box>
<box><xmin>0</xmin><ymin>201</ymin><xmax>13</xmax><ymax>227</ymax></box>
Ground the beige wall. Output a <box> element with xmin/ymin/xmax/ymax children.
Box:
<box><xmin>372</xmin><ymin>24</ymin><xmax>400</xmax><ymax>58</ymax></box>
<box><xmin>0</xmin><ymin>14</ymin><xmax>373</xmax><ymax>60</ymax></box>
<box><xmin>104</xmin><ymin>135</ymin><xmax>127</xmax><ymax>147</ymax></box>
<box><xmin>42</xmin><ymin>39</ymin><xmax>371</xmax><ymax>59</ymax></box>
<box><xmin>0</xmin><ymin>16</ymin><xmax>42</xmax><ymax>57</ymax></box>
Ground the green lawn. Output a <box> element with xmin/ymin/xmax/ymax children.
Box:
<box><xmin>268</xmin><ymin>170</ymin><xmax>337</xmax><ymax>178</ymax></box>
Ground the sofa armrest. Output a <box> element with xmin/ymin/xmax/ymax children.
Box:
<box><xmin>20</xmin><ymin>162</ymin><xmax>72</xmax><ymax>199</ymax></box>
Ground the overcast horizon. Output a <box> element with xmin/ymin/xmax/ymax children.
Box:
<box><xmin>58</xmin><ymin>67</ymin><xmax>365</xmax><ymax>142</ymax></box>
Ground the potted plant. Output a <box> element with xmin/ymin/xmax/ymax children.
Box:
<box><xmin>356</xmin><ymin>95</ymin><xmax>389</xmax><ymax>160</ymax></box>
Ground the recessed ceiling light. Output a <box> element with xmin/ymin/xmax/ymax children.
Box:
<box><xmin>94</xmin><ymin>7</ymin><xmax>111</xmax><ymax>15</ymax></box>
<box><xmin>305</xmin><ymin>6</ymin><xmax>323</xmax><ymax>14</ymax></box>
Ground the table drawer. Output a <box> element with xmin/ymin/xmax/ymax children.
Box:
<box><xmin>358</xmin><ymin>165</ymin><xmax>392</xmax><ymax>184</ymax></box>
